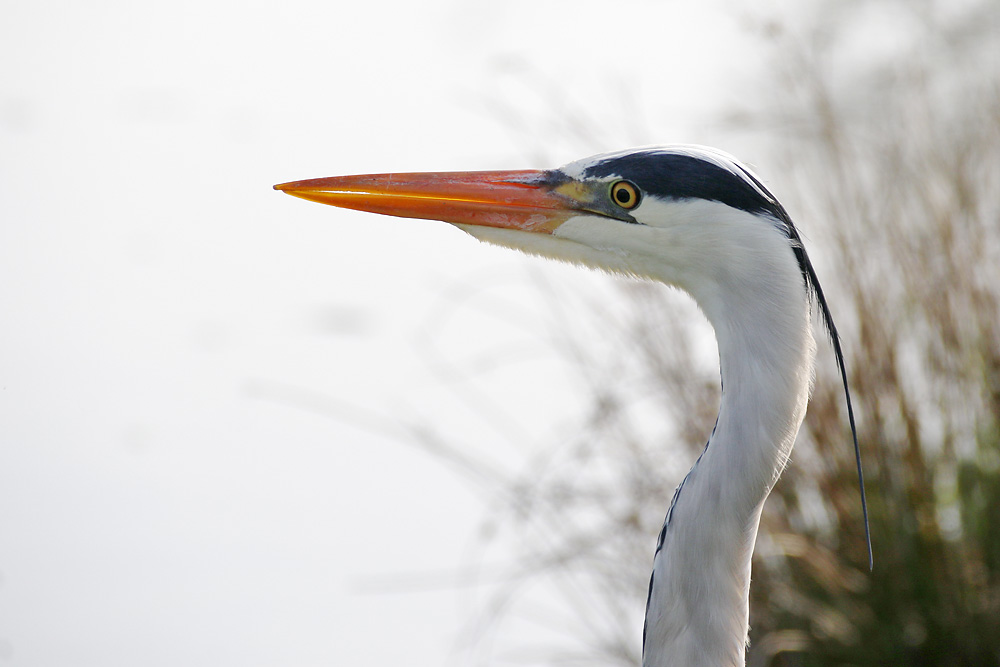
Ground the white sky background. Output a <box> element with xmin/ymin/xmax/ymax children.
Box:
<box><xmin>0</xmin><ymin>1</ymin><xmax>779</xmax><ymax>665</ymax></box>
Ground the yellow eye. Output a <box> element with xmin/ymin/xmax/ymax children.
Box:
<box><xmin>611</xmin><ymin>180</ymin><xmax>640</xmax><ymax>209</ymax></box>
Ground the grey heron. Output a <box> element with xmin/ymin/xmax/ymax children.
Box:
<box><xmin>275</xmin><ymin>145</ymin><xmax>871</xmax><ymax>666</ymax></box>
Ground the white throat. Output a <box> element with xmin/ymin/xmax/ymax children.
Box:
<box><xmin>639</xmin><ymin>206</ymin><xmax>817</xmax><ymax>667</ymax></box>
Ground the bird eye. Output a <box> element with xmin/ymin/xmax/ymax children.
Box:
<box><xmin>610</xmin><ymin>180</ymin><xmax>640</xmax><ymax>210</ymax></box>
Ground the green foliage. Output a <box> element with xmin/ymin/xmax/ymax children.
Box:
<box><xmin>740</xmin><ymin>2</ymin><xmax>1000</xmax><ymax>663</ymax></box>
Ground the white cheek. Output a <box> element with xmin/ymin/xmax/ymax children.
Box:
<box><xmin>554</xmin><ymin>215</ymin><xmax>688</xmax><ymax>284</ymax></box>
<box><xmin>453</xmin><ymin>217</ymin><xmax>642</xmax><ymax>278</ymax></box>
<box><xmin>553</xmin><ymin>216</ymin><xmax>631</xmax><ymax>255</ymax></box>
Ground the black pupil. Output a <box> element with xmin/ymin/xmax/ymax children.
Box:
<box><xmin>615</xmin><ymin>185</ymin><xmax>632</xmax><ymax>204</ymax></box>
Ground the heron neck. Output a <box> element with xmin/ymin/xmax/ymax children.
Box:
<box><xmin>711</xmin><ymin>293</ymin><xmax>815</xmax><ymax>511</ymax></box>
<box><xmin>642</xmin><ymin>281</ymin><xmax>815</xmax><ymax>667</ymax></box>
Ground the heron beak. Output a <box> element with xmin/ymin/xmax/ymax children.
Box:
<box><xmin>274</xmin><ymin>170</ymin><xmax>580</xmax><ymax>234</ymax></box>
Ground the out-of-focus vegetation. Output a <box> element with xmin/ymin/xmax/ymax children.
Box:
<box><xmin>404</xmin><ymin>1</ymin><xmax>1000</xmax><ymax>666</ymax></box>
<box><xmin>743</xmin><ymin>2</ymin><xmax>1000</xmax><ymax>664</ymax></box>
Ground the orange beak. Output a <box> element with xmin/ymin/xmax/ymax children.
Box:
<box><xmin>274</xmin><ymin>170</ymin><xmax>580</xmax><ymax>234</ymax></box>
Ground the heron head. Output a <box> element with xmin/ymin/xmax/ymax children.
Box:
<box><xmin>275</xmin><ymin>145</ymin><xmax>806</xmax><ymax>312</ymax></box>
